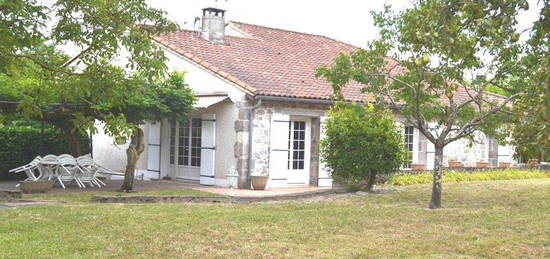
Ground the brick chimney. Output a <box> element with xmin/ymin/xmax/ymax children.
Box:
<box><xmin>201</xmin><ymin>7</ymin><xmax>226</xmax><ymax>43</ymax></box>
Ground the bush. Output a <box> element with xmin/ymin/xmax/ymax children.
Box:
<box><xmin>0</xmin><ymin>126</ymin><xmax>90</xmax><ymax>180</ymax></box>
<box><xmin>387</xmin><ymin>169</ymin><xmax>550</xmax><ymax>186</ymax></box>
<box><xmin>321</xmin><ymin>103</ymin><xmax>407</xmax><ymax>191</ymax></box>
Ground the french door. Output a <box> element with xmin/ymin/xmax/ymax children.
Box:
<box><xmin>169</xmin><ymin>119</ymin><xmax>202</xmax><ymax>180</ymax></box>
<box><xmin>286</xmin><ymin>119</ymin><xmax>310</xmax><ymax>185</ymax></box>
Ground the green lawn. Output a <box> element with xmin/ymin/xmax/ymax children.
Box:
<box><xmin>2</xmin><ymin>179</ymin><xmax>550</xmax><ymax>258</ymax></box>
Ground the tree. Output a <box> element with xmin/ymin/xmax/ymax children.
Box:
<box><xmin>317</xmin><ymin>1</ymin><xmax>531</xmax><ymax>209</ymax></box>
<box><xmin>321</xmin><ymin>103</ymin><xmax>406</xmax><ymax>191</ymax></box>
<box><xmin>1</xmin><ymin>1</ymin><xmax>197</xmax><ymax>192</ymax></box>
<box><xmin>0</xmin><ymin>0</ymin><xmax>177</xmax><ymax>155</ymax></box>
<box><xmin>117</xmin><ymin>72</ymin><xmax>195</xmax><ymax>192</ymax></box>
<box><xmin>511</xmin><ymin>1</ymin><xmax>550</xmax><ymax>162</ymax></box>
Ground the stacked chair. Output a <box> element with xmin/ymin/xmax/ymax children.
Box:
<box><xmin>10</xmin><ymin>154</ymin><xmax>124</xmax><ymax>189</ymax></box>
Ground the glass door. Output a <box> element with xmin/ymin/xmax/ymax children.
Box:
<box><xmin>287</xmin><ymin>118</ymin><xmax>310</xmax><ymax>185</ymax></box>
<box><xmin>169</xmin><ymin>119</ymin><xmax>202</xmax><ymax>180</ymax></box>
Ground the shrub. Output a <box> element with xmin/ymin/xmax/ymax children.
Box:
<box><xmin>387</xmin><ymin>169</ymin><xmax>550</xmax><ymax>186</ymax></box>
<box><xmin>321</xmin><ymin>103</ymin><xmax>407</xmax><ymax>191</ymax></box>
<box><xmin>0</xmin><ymin>126</ymin><xmax>90</xmax><ymax>180</ymax></box>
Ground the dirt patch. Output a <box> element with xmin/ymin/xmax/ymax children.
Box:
<box><xmin>92</xmin><ymin>188</ymin><xmax>355</xmax><ymax>204</ymax></box>
<box><xmin>1</xmin><ymin>199</ymin><xmax>64</xmax><ymax>208</ymax></box>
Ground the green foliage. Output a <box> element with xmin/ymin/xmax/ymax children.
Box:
<box><xmin>0</xmin><ymin>0</ymin><xmax>191</xmax><ymax>156</ymax></box>
<box><xmin>0</xmin><ymin>0</ymin><xmax>177</xmax><ymax>78</ymax></box>
<box><xmin>321</xmin><ymin>103</ymin><xmax>406</xmax><ymax>190</ymax></box>
<box><xmin>0</xmin><ymin>125</ymin><xmax>90</xmax><ymax>180</ymax></box>
<box><xmin>511</xmin><ymin>2</ymin><xmax>550</xmax><ymax>161</ymax></box>
<box><xmin>388</xmin><ymin>169</ymin><xmax>549</xmax><ymax>186</ymax></box>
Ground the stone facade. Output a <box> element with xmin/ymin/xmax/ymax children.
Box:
<box><xmin>233</xmin><ymin>100</ymin><xmax>330</xmax><ymax>188</ymax></box>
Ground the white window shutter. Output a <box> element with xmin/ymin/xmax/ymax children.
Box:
<box><xmin>426</xmin><ymin>122</ymin><xmax>436</xmax><ymax>170</ymax></box>
<box><xmin>146</xmin><ymin>122</ymin><xmax>161</xmax><ymax>180</ymax></box>
<box><xmin>268</xmin><ymin>113</ymin><xmax>290</xmax><ymax>188</ymax></box>
<box><xmin>497</xmin><ymin>141</ymin><xmax>512</xmax><ymax>164</ymax></box>
<box><xmin>200</xmin><ymin>114</ymin><xmax>216</xmax><ymax>185</ymax></box>
<box><xmin>318</xmin><ymin>116</ymin><xmax>332</xmax><ymax>187</ymax></box>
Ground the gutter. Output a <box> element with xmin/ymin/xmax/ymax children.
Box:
<box><xmin>254</xmin><ymin>95</ymin><xmax>404</xmax><ymax>110</ymax></box>
<box><xmin>254</xmin><ymin>95</ymin><xmax>337</xmax><ymax>105</ymax></box>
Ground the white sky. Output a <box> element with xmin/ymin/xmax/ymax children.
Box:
<box><xmin>145</xmin><ymin>0</ymin><xmax>541</xmax><ymax>48</ymax></box>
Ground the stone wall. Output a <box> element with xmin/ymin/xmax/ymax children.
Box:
<box><xmin>0</xmin><ymin>190</ymin><xmax>21</xmax><ymax>201</ymax></box>
<box><xmin>309</xmin><ymin>117</ymin><xmax>321</xmax><ymax>186</ymax></box>
<box><xmin>233</xmin><ymin>100</ymin><xmax>330</xmax><ymax>188</ymax></box>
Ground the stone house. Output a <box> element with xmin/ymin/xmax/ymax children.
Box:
<box><xmin>93</xmin><ymin>8</ymin><xmax>515</xmax><ymax>189</ymax></box>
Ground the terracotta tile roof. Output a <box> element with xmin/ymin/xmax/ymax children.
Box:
<box><xmin>154</xmin><ymin>22</ymin><xmax>370</xmax><ymax>102</ymax></box>
<box><xmin>154</xmin><ymin>22</ymin><xmax>505</xmax><ymax>104</ymax></box>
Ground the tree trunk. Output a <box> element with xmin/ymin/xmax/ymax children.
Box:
<box><xmin>61</xmin><ymin>123</ymin><xmax>82</xmax><ymax>156</ymax></box>
<box><xmin>120</xmin><ymin>128</ymin><xmax>145</xmax><ymax>192</ymax></box>
<box><xmin>429</xmin><ymin>146</ymin><xmax>444</xmax><ymax>209</ymax></box>
<box><xmin>366</xmin><ymin>170</ymin><xmax>376</xmax><ymax>191</ymax></box>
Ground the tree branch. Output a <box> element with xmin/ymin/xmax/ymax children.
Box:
<box><xmin>444</xmin><ymin>93</ymin><xmax>519</xmax><ymax>145</ymax></box>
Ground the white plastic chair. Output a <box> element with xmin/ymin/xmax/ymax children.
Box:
<box><xmin>38</xmin><ymin>155</ymin><xmax>60</xmax><ymax>185</ymax></box>
<box><xmin>57</xmin><ymin>154</ymin><xmax>85</xmax><ymax>188</ymax></box>
<box><xmin>76</xmin><ymin>155</ymin><xmax>104</xmax><ymax>187</ymax></box>
<box><xmin>77</xmin><ymin>154</ymin><xmax>124</xmax><ymax>178</ymax></box>
<box><xmin>10</xmin><ymin>156</ymin><xmax>42</xmax><ymax>186</ymax></box>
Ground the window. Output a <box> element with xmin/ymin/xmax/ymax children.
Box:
<box><xmin>404</xmin><ymin>126</ymin><xmax>414</xmax><ymax>168</ymax></box>
<box><xmin>190</xmin><ymin>119</ymin><xmax>202</xmax><ymax>167</ymax></box>
<box><xmin>288</xmin><ymin>121</ymin><xmax>306</xmax><ymax>170</ymax></box>
<box><xmin>169</xmin><ymin>119</ymin><xmax>202</xmax><ymax>167</ymax></box>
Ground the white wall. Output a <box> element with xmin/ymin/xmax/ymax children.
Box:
<box><xmin>421</xmin><ymin>130</ymin><xmax>516</xmax><ymax>169</ymax></box>
<box><xmin>92</xmin><ymin>122</ymin><xmax>128</xmax><ymax>172</ymax></box>
<box><xmin>443</xmin><ymin>131</ymin><xmax>488</xmax><ymax>167</ymax></box>
<box><xmin>92</xmin><ymin>122</ymin><xmax>148</xmax><ymax>177</ymax></box>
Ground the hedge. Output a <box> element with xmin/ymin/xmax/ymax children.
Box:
<box><xmin>387</xmin><ymin>169</ymin><xmax>550</xmax><ymax>186</ymax></box>
<box><xmin>0</xmin><ymin>126</ymin><xmax>90</xmax><ymax>180</ymax></box>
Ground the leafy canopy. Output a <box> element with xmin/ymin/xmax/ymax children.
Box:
<box><xmin>0</xmin><ymin>0</ymin><xmax>176</xmax><ymax>78</ymax></box>
<box><xmin>511</xmin><ymin>2</ymin><xmax>550</xmax><ymax>160</ymax></box>
<box><xmin>317</xmin><ymin>0</ymin><xmax>528</xmax><ymax>148</ymax></box>
<box><xmin>0</xmin><ymin>0</ymin><xmax>192</xmax><ymax>144</ymax></box>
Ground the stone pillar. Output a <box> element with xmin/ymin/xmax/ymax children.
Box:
<box><xmin>234</xmin><ymin>101</ymin><xmax>272</xmax><ymax>189</ymax></box>
<box><xmin>309</xmin><ymin>117</ymin><xmax>320</xmax><ymax>186</ymax></box>
<box><xmin>251</xmin><ymin>107</ymin><xmax>271</xmax><ymax>176</ymax></box>
<box><xmin>234</xmin><ymin>101</ymin><xmax>250</xmax><ymax>189</ymax></box>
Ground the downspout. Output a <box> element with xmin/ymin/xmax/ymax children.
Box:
<box><xmin>245</xmin><ymin>99</ymin><xmax>262</xmax><ymax>189</ymax></box>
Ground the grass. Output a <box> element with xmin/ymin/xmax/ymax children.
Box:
<box><xmin>23</xmin><ymin>189</ymin><xmax>220</xmax><ymax>203</ymax></box>
<box><xmin>388</xmin><ymin>168</ymin><xmax>550</xmax><ymax>185</ymax></box>
<box><xmin>1</xmin><ymin>179</ymin><xmax>550</xmax><ymax>258</ymax></box>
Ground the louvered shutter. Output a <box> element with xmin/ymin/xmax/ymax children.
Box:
<box><xmin>200</xmin><ymin>114</ymin><xmax>216</xmax><ymax>185</ymax></box>
<box><xmin>268</xmin><ymin>113</ymin><xmax>290</xmax><ymax>188</ymax></box>
<box><xmin>417</xmin><ymin>129</ymin><xmax>428</xmax><ymax>166</ymax></box>
<box><xmin>426</xmin><ymin>123</ymin><xmax>437</xmax><ymax>170</ymax></box>
<box><xmin>318</xmin><ymin>116</ymin><xmax>332</xmax><ymax>187</ymax></box>
<box><xmin>146</xmin><ymin>122</ymin><xmax>161</xmax><ymax>179</ymax></box>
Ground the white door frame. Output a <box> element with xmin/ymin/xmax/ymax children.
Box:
<box><xmin>287</xmin><ymin>116</ymin><xmax>311</xmax><ymax>185</ymax></box>
<box><xmin>169</xmin><ymin>119</ymin><xmax>201</xmax><ymax>180</ymax></box>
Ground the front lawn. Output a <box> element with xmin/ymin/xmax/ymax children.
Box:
<box><xmin>1</xmin><ymin>179</ymin><xmax>549</xmax><ymax>258</ymax></box>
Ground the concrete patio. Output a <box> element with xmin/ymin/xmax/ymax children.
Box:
<box><xmin>0</xmin><ymin>179</ymin><xmax>335</xmax><ymax>198</ymax></box>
